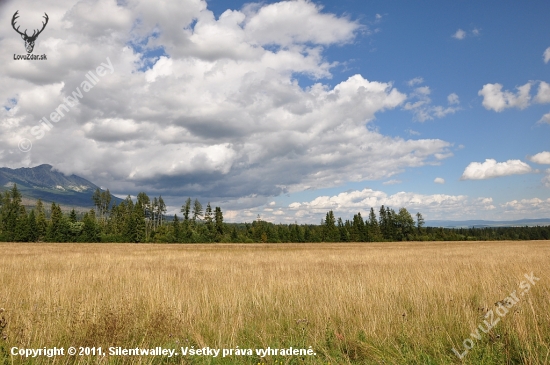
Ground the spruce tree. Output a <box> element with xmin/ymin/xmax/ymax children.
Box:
<box><xmin>172</xmin><ymin>215</ymin><xmax>181</xmax><ymax>242</ymax></box>
<box><xmin>46</xmin><ymin>203</ymin><xmax>69</xmax><ymax>242</ymax></box>
<box><xmin>215</xmin><ymin>207</ymin><xmax>224</xmax><ymax>236</ymax></box>
<box><xmin>81</xmin><ymin>210</ymin><xmax>100</xmax><ymax>242</ymax></box>
<box><xmin>27</xmin><ymin>209</ymin><xmax>38</xmax><ymax>242</ymax></box>
<box><xmin>368</xmin><ymin>207</ymin><xmax>381</xmax><ymax>241</ymax></box>
<box><xmin>35</xmin><ymin>199</ymin><xmax>47</xmax><ymax>241</ymax></box>
<box><xmin>14</xmin><ymin>206</ymin><xmax>29</xmax><ymax>242</ymax></box>
<box><xmin>69</xmin><ymin>209</ymin><xmax>77</xmax><ymax>223</ymax></box>
<box><xmin>324</xmin><ymin>210</ymin><xmax>338</xmax><ymax>241</ymax></box>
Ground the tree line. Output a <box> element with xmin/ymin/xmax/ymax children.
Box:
<box><xmin>0</xmin><ymin>184</ymin><xmax>549</xmax><ymax>243</ymax></box>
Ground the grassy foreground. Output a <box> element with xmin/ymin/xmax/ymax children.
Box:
<box><xmin>0</xmin><ymin>241</ymin><xmax>548</xmax><ymax>364</ymax></box>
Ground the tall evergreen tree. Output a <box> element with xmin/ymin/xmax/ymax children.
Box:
<box><xmin>0</xmin><ymin>184</ymin><xmax>23</xmax><ymax>240</ymax></box>
<box><xmin>172</xmin><ymin>214</ymin><xmax>181</xmax><ymax>242</ymax></box>
<box><xmin>192</xmin><ymin>199</ymin><xmax>203</xmax><ymax>223</ymax></box>
<box><xmin>14</xmin><ymin>206</ymin><xmax>29</xmax><ymax>242</ymax></box>
<box><xmin>46</xmin><ymin>203</ymin><xmax>69</xmax><ymax>242</ymax></box>
<box><xmin>378</xmin><ymin>205</ymin><xmax>388</xmax><ymax>240</ymax></box>
<box><xmin>416</xmin><ymin>212</ymin><xmax>425</xmax><ymax>234</ymax></box>
<box><xmin>92</xmin><ymin>188</ymin><xmax>101</xmax><ymax>215</ymax></box>
<box><xmin>337</xmin><ymin>217</ymin><xmax>349</xmax><ymax>242</ymax></box>
<box><xmin>204</xmin><ymin>203</ymin><xmax>214</xmax><ymax>233</ymax></box>
<box><xmin>69</xmin><ymin>209</ymin><xmax>77</xmax><ymax>223</ymax></box>
<box><xmin>81</xmin><ymin>210</ymin><xmax>100</xmax><ymax>242</ymax></box>
<box><xmin>324</xmin><ymin>210</ymin><xmax>338</xmax><ymax>241</ymax></box>
<box><xmin>158</xmin><ymin>196</ymin><xmax>166</xmax><ymax>227</ymax></box>
<box><xmin>181</xmin><ymin>198</ymin><xmax>191</xmax><ymax>222</ymax></box>
<box><xmin>35</xmin><ymin>199</ymin><xmax>47</xmax><ymax>241</ymax></box>
<box><xmin>27</xmin><ymin>209</ymin><xmax>38</xmax><ymax>242</ymax></box>
<box><xmin>368</xmin><ymin>207</ymin><xmax>381</xmax><ymax>241</ymax></box>
<box><xmin>351</xmin><ymin>212</ymin><xmax>367</xmax><ymax>242</ymax></box>
<box><xmin>214</xmin><ymin>207</ymin><xmax>224</xmax><ymax>237</ymax></box>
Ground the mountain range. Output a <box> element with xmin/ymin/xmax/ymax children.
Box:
<box><xmin>0</xmin><ymin>164</ymin><xmax>121</xmax><ymax>208</ymax></box>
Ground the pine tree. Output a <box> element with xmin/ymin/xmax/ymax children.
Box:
<box><xmin>101</xmin><ymin>189</ymin><xmax>112</xmax><ymax>220</ymax></box>
<box><xmin>204</xmin><ymin>203</ymin><xmax>213</xmax><ymax>233</ymax></box>
<box><xmin>133</xmin><ymin>200</ymin><xmax>146</xmax><ymax>243</ymax></box>
<box><xmin>92</xmin><ymin>188</ymin><xmax>101</xmax><ymax>215</ymax></box>
<box><xmin>137</xmin><ymin>192</ymin><xmax>151</xmax><ymax>239</ymax></box>
<box><xmin>192</xmin><ymin>199</ymin><xmax>203</xmax><ymax>223</ymax></box>
<box><xmin>416</xmin><ymin>212</ymin><xmax>425</xmax><ymax>234</ymax></box>
<box><xmin>158</xmin><ymin>196</ymin><xmax>166</xmax><ymax>227</ymax></box>
<box><xmin>181</xmin><ymin>198</ymin><xmax>191</xmax><ymax>221</ymax></box>
<box><xmin>151</xmin><ymin>197</ymin><xmax>159</xmax><ymax>229</ymax></box>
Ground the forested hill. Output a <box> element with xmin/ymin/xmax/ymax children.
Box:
<box><xmin>426</xmin><ymin>218</ymin><xmax>550</xmax><ymax>228</ymax></box>
<box><xmin>0</xmin><ymin>164</ymin><xmax>121</xmax><ymax>207</ymax></box>
<box><xmin>1</xmin><ymin>183</ymin><xmax>550</xmax><ymax>243</ymax></box>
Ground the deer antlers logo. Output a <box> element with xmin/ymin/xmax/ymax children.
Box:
<box><xmin>12</xmin><ymin>10</ymin><xmax>49</xmax><ymax>54</ymax></box>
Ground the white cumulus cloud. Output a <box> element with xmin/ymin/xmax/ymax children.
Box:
<box><xmin>502</xmin><ymin>197</ymin><xmax>550</xmax><ymax>217</ymax></box>
<box><xmin>243</xmin><ymin>0</ymin><xmax>361</xmax><ymax>47</ymax></box>
<box><xmin>478</xmin><ymin>83</ymin><xmax>532</xmax><ymax>112</ymax></box>
<box><xmin>528</xmin><ymin>151</ymin><xmax>550</xmax><ymax>164</ymax></box>
<box><xmin>0</xmin><ymin>0</ymin><xmax>457</xmax><ymax>215</ymax></box>
<box><xmin>283</xmin><ymin>188</ymin><xmax>495</xmax><ymax>222</ymax></box>
<box><xmin>461</xmin><ymin>159</ymin><xmax>532</xmax><ymax>180</ymax></box>
<box><xmin>434</xmin><ymin>177</ymin><xmax>445</xmax><ymax>184</ymax></box>
<box><xmin>544</xmin><ymin>47</ymin><xmax>550</xmax><ymax>64</ymax></box>
<box><xmin>535</xmin><ymin>81</ymin><xmax>550</xmax><ymax>104</ymax></box>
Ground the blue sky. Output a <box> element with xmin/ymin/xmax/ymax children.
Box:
<box><xmin>1</xmin><ymin>0</ymin><xmax>550</xmax><ymax>222</ymax></box>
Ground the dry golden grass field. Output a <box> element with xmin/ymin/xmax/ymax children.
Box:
<box><xmin>0</xmin><ymin>241</ymin><xmax>549</xmax><ymax>364</ymax></box>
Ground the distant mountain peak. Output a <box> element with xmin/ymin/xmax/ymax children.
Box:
<box><xmin>0</xmin><ymin>164</ymin><xmax>121</xmax><ymax>208</ymax></box>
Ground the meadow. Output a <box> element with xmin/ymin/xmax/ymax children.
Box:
<box><xmin>0</xmin><ymin>241</ymin><xmax>548</xmax><ymax>364</ymax></box>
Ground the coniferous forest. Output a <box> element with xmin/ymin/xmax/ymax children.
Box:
<box><xmin>1</xmin><ymin>184</ymin><xmax>549</xmax><ymax>243</ymax></box>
